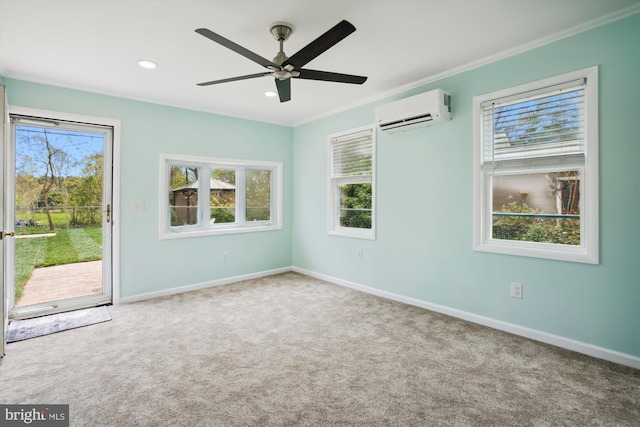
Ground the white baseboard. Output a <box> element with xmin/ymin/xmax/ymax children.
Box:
<box><xmin>116</xmin><ymin>265</ymin><xmax>639</xmax><ymax>369</ymax></box>
<box><xmin>118</xmin><ymin>267</ymin><xmax>292</xmax><ymax>304</ymax></box>
<box><xmin>292</xmin><ymin>266</ymin><xmax>640</xmax><ymax>370</ymax></box>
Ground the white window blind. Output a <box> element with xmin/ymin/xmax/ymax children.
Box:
<box><xmin>481</xmin><ymin>78</ymin><xmax>586</xmax><ymax>162</ymax></box>
<box><xmin>331</xmin><ymin>128</ymin><xmax>373</xmax><ymax>179</ymax></box>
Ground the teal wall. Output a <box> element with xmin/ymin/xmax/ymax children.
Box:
<box><xmin>2</xmin><ymin>14</ymin><xmax>638</xmax><ymax>358</ymax></box>
<box><xmin>291</xmin><ymin>13</ymin><xmax>640</xmax><ymax>357</ymax></box>
<box><xmin>3</xmin><ymin>80</ymin><xmax>293</xmax><ymax>298</ymax></box>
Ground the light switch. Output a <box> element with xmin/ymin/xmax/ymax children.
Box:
<box><xmin>132</xmin><ymin>200</ymin><xmax>144</xmax><ymax>212</ymax></box>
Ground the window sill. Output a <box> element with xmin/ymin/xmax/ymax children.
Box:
<box><xmin>474</xmin><ymin>239</ymin><xmax>598</xmax><ymax>264</ymax></box>
<box><xmin>329</xmin><ymin>228</ymin><xmax>375</xmax><ymax>240</ymax></box>
<box><xmin>160</xmin><ymin>223</ymin><xmax>282</xmax><ymax>240</ymax></box>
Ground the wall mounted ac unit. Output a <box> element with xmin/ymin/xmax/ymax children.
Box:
<box><xmin>375</xmin><ymin>89</ymin><xmax>451</xmax><ymax>133</ymax></box>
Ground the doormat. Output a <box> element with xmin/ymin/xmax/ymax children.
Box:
<box><xmin>7</xmin><ymin>306</ymin><xmax>111</xmax><ymax>343</ymax></box>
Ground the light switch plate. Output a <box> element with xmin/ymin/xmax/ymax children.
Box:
<box><xmin>132</xmin><ymin>200</ymin><xmax>144</xmax><ymax>212</ymax></box>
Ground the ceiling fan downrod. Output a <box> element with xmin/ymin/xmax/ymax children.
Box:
<box><xmin>270</xmin><ymin>24</ymin><xmax>299</xmax><ymax>79</ymax></box>
<box><xmin>270</xmin><ymin>24</ymin><xmax>291</xmax><ymax>65</ymax></box>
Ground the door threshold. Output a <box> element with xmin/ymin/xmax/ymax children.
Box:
<box><xmin>10</xmin><ymin>295</ymin><xmax>111</xmax><ymax>320</ymax></box>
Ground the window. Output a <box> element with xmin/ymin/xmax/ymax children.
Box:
<box><xmin>328</xmin><ymin>125</ymin><xmax>376</xmax><ymax>239</ymax></box>
<box><xmin>473</xmin><ymin>67</ymin><xmax>598</xmax><ymax>263</ymax></box>
<box><xmin>160</xmin><ymin>154</ymin><xmax>282</xmax><ymax>238</ymax></box>
<box><xmin>169</xmin><ymin>165</ymin><xmax>199</xmax><ymax>226</ymax></box>
<box><xmin>209</xmin><ymin>168</ymin><xmax>236</xmax><ymax>224</ymax></box>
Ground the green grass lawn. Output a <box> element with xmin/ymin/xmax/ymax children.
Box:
<box><xmin>15</xmin><ymin>211</ymin><xmax>77</xmax><ymax>235</ymax></box>
<box><xmin>14</xmin><ymin>228</ymin><xmax>102</xmax><ymax>301</ymax></box>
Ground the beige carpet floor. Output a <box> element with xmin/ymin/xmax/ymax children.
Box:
<box><xmin>1</xmin><ymin>272</ymin><xmax>638</xmax><ymax>426</ymax></box>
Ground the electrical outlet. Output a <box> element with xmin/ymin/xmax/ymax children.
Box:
<box><xmin>511</xmin><ymin>282</ymin><xmax>523</xmax><ymax>299</ymax></box>
<box><xmin>222</xmin><ymin>252</ymin><xmax>229</xmax><ymax>262</ymax></box>
<box><xmin>357</xmin><ymin>248</ymin><xmax>363</xmax><ymax>260</ymax></box>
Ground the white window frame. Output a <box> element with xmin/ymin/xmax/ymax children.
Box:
<box><xmin>327</xmin><ymin>124</ymin><xmax>376</xmax><ymax>240</ymax></box>
<box><xmin>159</xmin><ymin>154</ymin><xmax>282</xmax><ymax>239</ymax></box>
<box><xmin>472</xmin><ymin>67</ymin><xmax>599</xmax><ymax>264</ymax></box>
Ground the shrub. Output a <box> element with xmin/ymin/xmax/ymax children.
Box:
<box><xmin>210</xmin><ymin>207</ymin><xmax>235</xmax><ymax>224</ymax></box>
<box><xmin>492</xmin><ymin>201</ymin><xmax>538</xmax><ymax>240</ymax></box>
<box><xmin>492</xmin><ymin>199</ymin><xmax>580</xmax><ymax>245</ymax></box>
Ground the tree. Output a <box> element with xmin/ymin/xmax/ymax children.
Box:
<box><xmin>493</xmin><ymin>89</ymin><xmax>583</xmax><ymax>153</ymax></box>
<box><xmin>169</xmin><ymin>166</ymin><xmax>199</xmax><ymax>225</ymax></box>
<box><xmin>546</xmin><ymin>170</ymin><xmax>580</xmax><ymax>215</ymax></box>
<box><xmin>16</xmin><ymin>127</ymin><xmax>69</xmax><ymax>231</ymax></box>
<box><xmin>340</xmin><ymin>183</ymin><xmax>372</xmax><ymax>229</ymax></box>
<box><xmin>69</xmin><ymin>154</ymin><xmax>103</xmax><ymax>226</ymax></box>
<box><xmin>209</xmin><ymin>169</ymin><xmax>237</xmax><ymax>223</ymax></box>
<box><xmin>169</xmin><ymin>165</ymin><xmax>198</xmax><ymax>189</ymax></box>
<box><xmin>246</xmin><ymin>170</ymin><xmax>270</xmax><ymax>221</ymax></box>
<box><xmin>212</xmin><ymin>168</ymin><xmax>235</xmax><ymax>186</ymax></box>
<box><xmin>15</xmin><ymin>173</ymin><xmax>40</xmax><ymax>224</ymax></box>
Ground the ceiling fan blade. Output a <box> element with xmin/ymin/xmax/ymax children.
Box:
<box><xmin>275</xmin><ymin>78</ymin><xmax>291</xmax><ymax>102</ymax></box>
<box><xmin>197</xmin><ymin>72</ymin><xmax>272</xmax><ymax>86</ymax></box>
<box><xmin>196</xmin><ymin>28</ymin><xmax>279</xmax><ymax>69</ymax></box>
<box><xmin>295</xmin><ymin>69</ymin><xmax>367</xmax><ymax>84</ymax></box>
<box><xmin>283</xmin><ymin>20</ymin><xmax>356</xmax><ymax>69</ymax></box>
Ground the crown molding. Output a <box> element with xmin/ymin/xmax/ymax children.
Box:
<box><xmin>294</xmin><ymin>4</ymin><xmax>640</xmax><ymax>128</ymax></box>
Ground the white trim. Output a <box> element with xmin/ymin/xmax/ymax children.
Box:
<box><xmin>293</xmin><ymin>5</ymin><xmax>640</xmax><ymax>127</ymax></box>
<box><xmin>327</xmin><ymin>123</ymin><xmax>376</xmax><ymax>240</ymax></box>
<box><xmin>115</xmin><ymin>262</ymin><xmax>640</xmax><ymax>369</ymax></box>
<box><xmin>111</xmin><ymin>120</ymin><xmax>121</xmax><ymax>304</ymax></box>
<box><xmin>292</xmin><ymin>266</ymin><xmax>640</xmax><ymax>370</ymax></box>
<box><xmin>472</xmin><ymin>67</ymin><xmax>599</xmax><ymax>264</ymax></box>
<box><xmin>2</xmin><ymin>6</ymin><xmax>635</xmax><ymax>129</ymax></box>
<box><xmin>1</xmin><ymin>85</ymin><xmax>7</xmax><ymax>358</ymax></box>
<box><xmin>6</xmin><ymin>106</ymin><xmax>122</xmax><ymax>305</ymax></box>
<box><xmin>159</xmin><ymin>153</ymin><xmax>283</xmax><ymax>239</ymax></box>
<box><xmin>118</xmin><ymin>267</ymin><xmax>291</xmax><ymax>304</ymax></box>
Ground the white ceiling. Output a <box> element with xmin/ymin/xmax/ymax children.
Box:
<box><xmin>1</xmin><ymin>0</ymin><xmax>638</xmax><ymax>126</ymax></box>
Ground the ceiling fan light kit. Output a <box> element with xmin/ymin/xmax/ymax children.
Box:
<box><xmin>195</xmin><ymin>20</ymin><xmax>368</xmax><ymax>103</ymax></box>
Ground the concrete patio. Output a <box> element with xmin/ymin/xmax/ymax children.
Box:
<box><xmin>17</xmin><ymin>260</ymin><xmax>103</xmax><ymax>306</ymax></box>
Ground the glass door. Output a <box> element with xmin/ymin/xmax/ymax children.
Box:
<box><xmin>8</xmin><ymin>114</ymin><xmax>112</xmax><ymax>320</ymax></box>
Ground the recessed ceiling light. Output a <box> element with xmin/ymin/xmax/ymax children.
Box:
<box><xmin>138</xmin><ymin>59</ymin><xmax>157</xmax><ymax>69</ymax></box>
<box><xmin>265</xmin><ymin>91</ymin><xmax>277</xmax><ymax>98</ymax></box>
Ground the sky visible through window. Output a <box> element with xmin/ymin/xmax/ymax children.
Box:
<box><xmin>15</xmin><ymin>125</ymin><xmax>104</xmax><ymax>177</ymax></box>
<box><xmin>493</xmin><ymin>90</ymin><xmax>582</xmax><ymax>148</ymax></box>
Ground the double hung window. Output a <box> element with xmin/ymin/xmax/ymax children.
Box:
<box><xmin>328</xmin><ymin>125</ymin><xmax>376</xmax><ymax>239</ymax></box>
<box><xmin>160</xmin><ymin>154</ymin><xmax>282</xmax><ymax>238</ymax></box>
<box><xmin>473</xmin><ymin>67</ymin><xmax>598</xmax><ymax>263</ymax></box>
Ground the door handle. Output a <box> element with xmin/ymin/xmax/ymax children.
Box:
<box><xmin>1</xmin><ymin>230</ymin><xmax>15</xmax><ymax>240</ymax></box>
<box><xmin>106</xmin><ymin>204</ymin><xmax>111</xmax><ymax>223</ymax></box>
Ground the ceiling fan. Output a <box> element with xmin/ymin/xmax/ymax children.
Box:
<box><xmin>195</xmin><ymin>20</ymin><xmax>368</xmax><ymax>102</ymax></box>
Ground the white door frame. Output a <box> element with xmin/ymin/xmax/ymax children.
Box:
<box><xmin>7</xmin><ymin>106</ymin><xmax>121</xmax><ymax>318</ymax></box>
<box><xmin>1</xmin><ymin>85</ymin><xmax>8</xmax><ymax>357</ymax></box>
